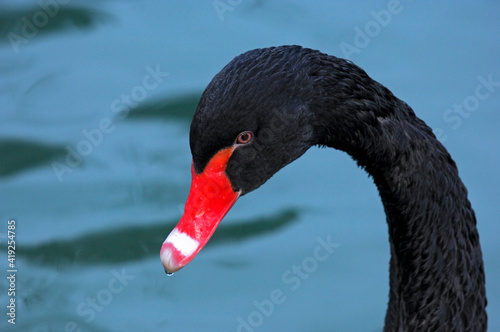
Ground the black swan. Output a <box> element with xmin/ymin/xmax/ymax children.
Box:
<box><xmin>160</xmin><ymin>45</ymin><xmax>487</xmax><ymax>331</ymax></box>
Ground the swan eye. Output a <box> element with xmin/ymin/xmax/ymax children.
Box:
<box><xmin>236</xmin><ymin>131</ymin><xmax>253</xmax><ymax>145</ymax></box>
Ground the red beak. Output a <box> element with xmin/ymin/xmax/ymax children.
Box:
<box><xmin>160</xmin><ymin>147</ymin><xmax>240</xmax><ymax>273</ymax></box>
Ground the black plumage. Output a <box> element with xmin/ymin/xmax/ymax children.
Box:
<box><xmin>190</xmin><ymin>45</ymin><xmax>487</xmax><ymax>331</ymax></box>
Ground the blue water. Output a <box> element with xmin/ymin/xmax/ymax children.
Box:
<box><xmin>1</xmin><ymin>1</ymin><xmax>499</xmax><ymax>331</ymax></box>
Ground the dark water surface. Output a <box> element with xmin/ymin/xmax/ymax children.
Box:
<box><xmin>1</xmin><ymin>1</ymin><xmax>499</xmax><ymax>331</ymax></box>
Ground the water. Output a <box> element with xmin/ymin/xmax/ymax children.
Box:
<box><xmin>1</xmin><ymin>1</ymin><xmax>499</xmax><ymax>331</ymax></box>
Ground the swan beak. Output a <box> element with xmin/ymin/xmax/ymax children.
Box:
<box><xmin>160</xmin><ymin>148</ymin><xmax>239</xmax><ymax>274</ymax></box>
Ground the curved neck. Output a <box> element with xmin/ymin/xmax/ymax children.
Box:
<box><xmin>311</xmin><ymin>65</ymin><xmax>487</xmax><ymax>330</ymax></box>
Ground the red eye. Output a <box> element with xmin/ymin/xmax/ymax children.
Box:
<box><xmin>236</xmin><ymin>131</ymin><xmax>253</xmax><ymax>144</ymax></box>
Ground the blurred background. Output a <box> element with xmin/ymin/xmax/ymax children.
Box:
<box><xmin>1</xmin><ymin>1</ymin><xmax>499</xmax><ymax>331</ymax></box>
